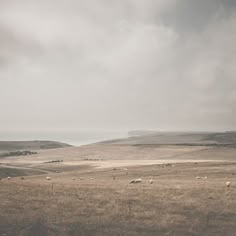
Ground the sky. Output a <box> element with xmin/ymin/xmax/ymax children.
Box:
<box><xmin>0</xmin><ymin>0</ymin><xmax>236</xmax><ymax>132</ymax></box>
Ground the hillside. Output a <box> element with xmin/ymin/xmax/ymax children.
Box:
<box><xmin>102</xmin><ymin>131</ymin><xmax>236</xmax><ymax>146</ymax></box>
<box><xmin>0</xmin><ymin>140</ymin><xmax>72</xmax><ymax>153</ymax></box>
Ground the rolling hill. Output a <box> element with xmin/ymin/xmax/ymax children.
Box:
<box><xmin>102</xmin><ymin>131</ymin><xmax>236</xmax><ymax>146</ymax></box>
<box><xmin>0</xmin><ymin>140</ymin><xmax>72</xmax><ymax>153</ymax></box>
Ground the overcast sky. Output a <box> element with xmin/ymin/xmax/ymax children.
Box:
<box><xmin>0</xmin><ymin>0</ymin><xmax>236</xmax><ymax>131</ymax></box>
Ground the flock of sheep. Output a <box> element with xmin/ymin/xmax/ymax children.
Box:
<box><xmin>3</xmin><ymin>165</ymin><xmax>232</xmax><ymax>188</ymax></box>
<box><xmin>3</xmin><ymin>177</ymin><xmax>232</xmax><ymax>187</ymax></box>
<box><xmin>43</xmin><ymin>175</ymin><xmax>232</xmax><ymax>187</ymax></box>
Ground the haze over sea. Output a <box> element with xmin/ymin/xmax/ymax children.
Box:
<box><xmin>0</xmin><ymin>130</ymin><xmax>127</xmax><ymax>146</ymax></box>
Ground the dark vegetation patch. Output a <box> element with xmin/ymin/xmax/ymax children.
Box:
<box><xmin>0</xmin><ymin>150</ymin><xmax>38</xmax><ymax>158</ymax></box>
<box><xmin>44</xmin><ymin>160</ymin><xmax>63</xmax><ymax>163</ymax></box>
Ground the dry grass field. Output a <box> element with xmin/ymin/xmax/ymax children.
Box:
<box><xmin>0</xmin><ymin>143</ymin><xmax>236</xmax><ymax>236</ymax></box>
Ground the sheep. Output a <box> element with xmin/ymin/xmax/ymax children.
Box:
<box><xmin>149</xmin><ymin>179</ymin><xmax>153</xmax><ymax>184</ymax></box>
<box><xmin>226</xmin><ymin>181</ymin><xmax>231</xmax><ymax>187</ymax></box>
<box><xmin>196</xmin><ymin>176</ymin><xmax>207</xmax><ymax>180</ymax></box>
<box><xmin>72</xmin><ymin>178</ymin><xmax>76</xmax><ymax>181</ymax></box>
<box><xmin>79</xmin><ymin>177</ymin><xmax>84</xmax><ymax>180</ymax></box>
<box><xmin>46</xmin><ymin>177</ymin><xmax>51</xmax><ymax>180</ymax></box>
<box><xmin>129</xmin><ymin>178</ymin><xmax>142</xmax><ymax>184</ymax></box>
<box><xmin>7</xmin><ymin>177</ymin><xmax>11</xmax><ymax>180</ymax></box>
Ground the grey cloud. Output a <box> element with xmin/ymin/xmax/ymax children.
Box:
<box><xmin>0</xmin><ymin>0</ymin><xmax>236</xmax><ymax>131</ymax></box>
<box><xmin>161</xmin><ymin>0</ymin><xmax>236</xmax><ymax>32</ymax></box>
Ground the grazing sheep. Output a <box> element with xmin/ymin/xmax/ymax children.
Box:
<box><xmin>196</xmin><ymin>176</ymin><xmax>208</xmax><ymax>180</ymax></box>
<box><xmin>46</xmin><ymin>177</ymin><xmax>51</xmax><ymax>180</ymax></box>
<box><xmin>165</xmin><ymin>163</ymin><xmax>172</xmax><ymax>167</ymax></box>
<box><xmin>149</xmin><ymin>179</ymin><xmax>153</xmax><ymax>184</ymax></box>
<box><xmin>129</xmin><ymin>178</ymin><xmax>142</xmax><ymax>184</ymax></box>
<box><xmin>7</xmin><ymin>177</ymin><xmax>11</xmax><ymax>180</ymax></box>
<box><xmin>226</xmin><ymin>181</ymin><xmax>231</xmax><ymax>187</ymax></box>
<box><xmin>90</xmin><ymin>178</ymin><xmax>94</xmax><ymax>180</ymax></box>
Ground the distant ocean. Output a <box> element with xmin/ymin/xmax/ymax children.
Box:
<box><xmin>0</xmin><ymin>130</ymin><xmax>128</xmax><ymax>146</ymax></box>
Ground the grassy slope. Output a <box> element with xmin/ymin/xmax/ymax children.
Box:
<box><xmin>1</xmin><ymin>132</ymin><xmax>236</xmax><ymax>235</ymax></box>
<box><xmin>103</xmin><ymin>131</ymin><xmax>236</xmax><ymax>145</ymax></box>
<box><xmin>0</xmin><ymin>140</ymin><xmax>72</xmax><ymax>152</ymax></box>
<box><xmin>0</xmin><ymin>162</ymin><xmax>235</xmax><ymax>236</ymax></box>
<box><xmin>0</xmin><ymin>166</ymin><xmax>46</xmax><ymax>178</ymax></box>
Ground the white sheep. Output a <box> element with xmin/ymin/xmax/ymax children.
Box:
<box><xmin>226</xmin><ymin>181</ymin><xmax>231</xmax><ymax>187</ymax></box>
<box><xmin>46</xmin><ymin>177</ymin><xmax>51</xmax><ymax>180</ymax></box>
<box><xmin>149</xmin><ymin>179</ymin><xmax>153</xmax><ymax>184</ymax></box>
<box><xmin>196</xmin><ymin>176</ymin><xmax>201</xmax><ymax>179</ymax></box>
<box><xmin>129</xmin><ymin>178</ymin><xmax>142</xmax><ymax>184</ymax></box>
<box><xmin>7</xmin><ymin>177</ymin><xmax>11</xmax><ymax>180</ymax></box>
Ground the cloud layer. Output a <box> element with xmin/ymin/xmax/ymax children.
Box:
<box><xmin>0</xmin><ymin>0</ymin><xmax>236</xmax><ymax>131</ymax></box>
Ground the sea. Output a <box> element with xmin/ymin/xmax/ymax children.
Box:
<box><xmin>0</xmin><ymin>130</ymin><xmax>128</xmax><ymax>146</ymax></box>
